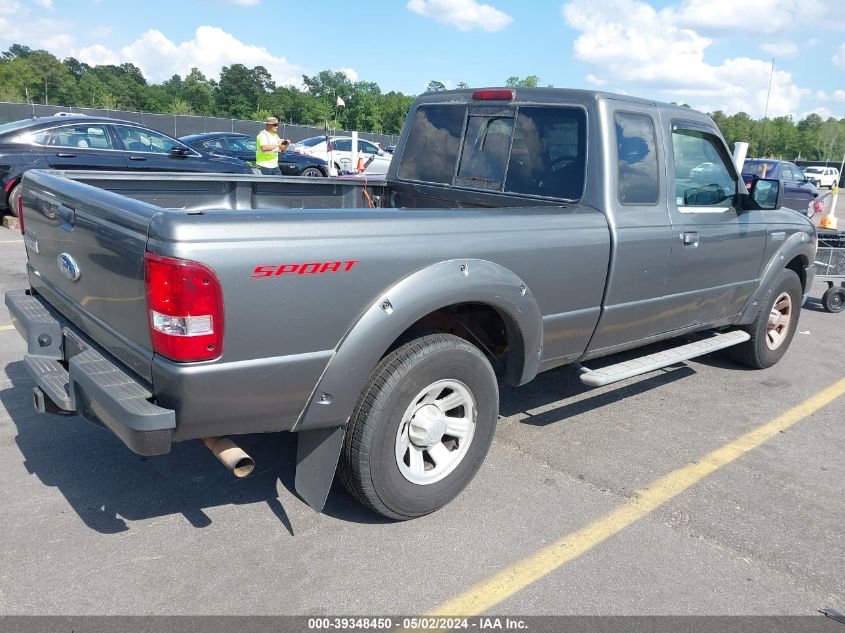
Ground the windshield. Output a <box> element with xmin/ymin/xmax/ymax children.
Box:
<box><xmin>803</xmin><ymin>167</ymin><xmax>823</xmax><ymax>174</ymax></box>
<box><xmin>298</xmin><ymin>136</ymin><xmax>327</xmax><ymax>147</ymax></box>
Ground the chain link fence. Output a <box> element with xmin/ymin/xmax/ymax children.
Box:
<box><xmin>0</xmin><ymin>102</ymin><xmax>401</xmax><ymax>147</ymax></box>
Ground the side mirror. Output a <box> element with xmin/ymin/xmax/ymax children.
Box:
<box><xmin>377</xmin><ymin>149</ymin><xmax>385</xmax><ymax>156</ymax></box>
<box><xmin>749</xmin><ymin>177</ymin><xmax>782</xmax><ymax>210</ymax></box>
<box><xmin>170</xmin><ymin>146</ymin><xmax>189</xmax><ymax>156</ymax></box>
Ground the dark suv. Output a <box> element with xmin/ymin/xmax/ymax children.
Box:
<box><xmin>1</xmin><ymin>115</ymin><xmax>252</xmax><ymax>215</ymax></box>
<box><xmin>741</xmin><ymin>159</ymin><xmax>818</xmax><ymax>215</ymax></box>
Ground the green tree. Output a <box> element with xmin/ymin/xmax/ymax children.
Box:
<box><xmin>183</xmin><ymin>68</ymin><xmax>214</xmax><ymax>115</ymax></box>
<box><xmin>425</xmin><ymin>80</ymin><xmax>446</xmax><ymax>93</ymax></box>
<box><xmin>216</xmin><ymin>64</ymin><xmax>274</xmax><ymax>119</ymax></box>
<box><xmin>505</xmin><ymin>75</ymin><xmax>539</xmax><ymax>87</ymax></box>
<box><xmin>169</xmin><ymin>99</ymin><xmax>194</xmax><ymax>115</ymax></box>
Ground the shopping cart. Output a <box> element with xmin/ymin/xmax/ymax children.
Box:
<box><xmin>814</xmin><ymin>229</ymin><xmax>845</xmax><ymax>313</ymax></box>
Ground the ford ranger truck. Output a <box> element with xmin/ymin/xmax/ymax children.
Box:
<box><xmin>5</xmin><ymin>88</ymin><xmax>816</xmax><ymax>520</ymax></box>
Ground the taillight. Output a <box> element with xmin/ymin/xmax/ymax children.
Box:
<box><xmin>17</xmin><ymin>192</ymin><xmax>24</xmax><ymax>234</ymax></box>
<box><xmin>472</xmin><ymin>89</ymin><xmax>515</xmax><ymax>101</ymax></box>
<box><xmin>144</xmin><ymin>252</ymin><xmax>224</xmax><ymax>362</ymax></box>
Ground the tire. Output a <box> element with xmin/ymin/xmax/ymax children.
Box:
<box><xmin>6</xmin><ymin>183</ymin><xmax>21</xmax><ymax>217</ymax></box>
<box><xmin>821</xmin><ymin>287</ymin><xmax>845</xmax><ymax>313</ymax></box>
<box><xmin>338</xmin><ymin>333</ymin><xmax>499</xmax><ymax>520</ymax></box>
<box><xmin>729</xmin><ymin>268</ymin><xmax>802</xmax><ymax>369</ymax></box>
<box><xmin>300</xmin><ymin>166</ymin><xmax>325</xmax><ymax>178</ymax></box>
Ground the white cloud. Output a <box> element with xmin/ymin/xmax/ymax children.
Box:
<box><xmin>817</xmin><ymin>89</ymin><xmax>845</xmax><ymax>102</ymax></box>
<box><xmin>33</xmin><ymin>0</ymin><xmax>54</xmax><ymax>8</ymax></box>
<box><xmin>338</xmin><ymin>67</ymin><xmax>359</xmax><ymax>82</ymax></box>
<box><xmin>834</xmin><ymin>42</ymin><xmax>845</xmax><ymax>70</ymax></box>
<box><xmin>561</xmin><ymin>0</ymin><xmax>811</xmax><ymax>117</ymax></box>
<box><xmin>406</xmin><ymin>0</ymin><xmax>512</xmax><ymax>32</ymax></box>
<box><xmin>0</xmin><ymin>1</ymin><xmax>73</xmax><ymax>52</ymax></box>
<box><xmin>73</xmin><ymin>26</ymin><xmax>303</xmax><ymax>86</ymax></box>
<box><xmin>799</xmin><ymin>106</ymin><xmax>833</xmax><ymax>120</ymax></box>
<box><xmin>672</xmin><ymin>0</ymin><xmax>840</xmax><ymax>36</ymax></box>
<box><xmin>225</xmin><ymin>0</ymin><xmax>260</xmax><ymax>4</ymax></box>
<box><xmin>760</xmin><ymin>41</ymin><xmax>797</xmax><ymax>57</ymax></box>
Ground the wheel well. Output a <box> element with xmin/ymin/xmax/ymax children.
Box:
<box><xmin>786</xmin><ymin>255</ymin><xmax>807</xmax><ymax>291</ymax></box>
<box><xmin>387</xmin><ymin>303</ymin><xmax>525</xmax><ymax>385</ymax></box>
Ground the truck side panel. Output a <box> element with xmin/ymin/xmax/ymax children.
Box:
<box><xmin>146</xmin><ymin>206</ymin><xmax>610</xmax><ymax>437</ymax></box>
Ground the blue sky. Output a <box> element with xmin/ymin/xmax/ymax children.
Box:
<box><xmin>1</xmin><ymin>0</ymin><xmax>844</xmax><ymax>120</ymax></box>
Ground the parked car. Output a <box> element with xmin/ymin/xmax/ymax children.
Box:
<box><xmin>385</xmin><ymin>144</ymin><xmax>397</xmax><ymax>154</ymax></box>
<box><xmin>179</xmin><ymin>132</ymin><xmax>328</xmax><ymax>177</ymax></box>
<box><xmin>802</xmin><ymin>166</ymin><xmax>839</xmax><ymax>189</ymax></box>
<box><xmin>689</xmin><ymin>162</ymin><xmax>721</xmax><ymax>181</ymax></box>
<box><xmin>288</xmin><ymin>135</ymin><xmax>392</xmax><ymax>175</ymax></box>
<box><xmin>741</xmin><ymin>159</ymin><xmax>818</xmax><ymax>215</ymax></box>
<box><xmin>0</xmin><ymin>115</ymin><xmax>252</xmax><ymax>216</ymax></box>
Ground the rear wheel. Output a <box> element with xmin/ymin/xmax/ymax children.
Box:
<box><xmin>338</xmin><ymin>333</ymin><xmax>499</xmax><ymax>520</ymax></box>
<box><xmin>821</xmin><ymin>286</ymin><xmax>845</xmax><ymax>313</ymax></box>
<box><xmin>729</xmin><ymin>268</ymin><xmax>802</xmax><ymax>368</ymax></box>
<box><xmin>300</xmin><ymin>167</ymin><xmax>325</xmax><ymax>177</ymax></box>
<box><xmin>7</xmin><ymin>183</ymin><xmax>21</xmax><ymax>217</ymax></box>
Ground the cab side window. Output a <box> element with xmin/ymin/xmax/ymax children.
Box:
<box><xmin>615</xmin><ymin>112</ymin><xmax>658</xmax><ymax>204</ymax></box>
<box><xmin>672</xmin><ymin>126</ymin><xmax>736</xmax><ymax>210</ymax></box>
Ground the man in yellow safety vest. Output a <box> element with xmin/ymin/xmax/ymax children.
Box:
<box><xmin>256</xmin><ymin>116</ymin><xmax>290</xmax><ymax>175</ymax></box>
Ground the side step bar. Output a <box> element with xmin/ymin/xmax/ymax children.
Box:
<box><xmin>579</xmin><ymin>330</ymin><xmax>750</xmax><ymax>387</ymax></box>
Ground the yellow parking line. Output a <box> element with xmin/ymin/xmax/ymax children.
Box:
<box><xmin>429</xmin><ymin>376</ymin><xmax>845</xmax><ymax>616</ymax></box>
<box><xmin>0</xmin><ymin>324</ymin><xmax>15</xmax><ymax>332</ymax></box>
<box><xmin>0</xmin><ymin>240</ymin><xmax>24</xmax><ymax>244</ymax></box>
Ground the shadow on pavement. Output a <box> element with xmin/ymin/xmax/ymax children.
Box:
<box><xmin>0</xmin><ymin>360</ymin><xmax>386</xmax><ymax>534</ymax></box>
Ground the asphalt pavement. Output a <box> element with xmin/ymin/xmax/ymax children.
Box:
<box><xmin>0</xmin><ymin>226</ymin><xmax>843</xmax><ymax>617</ymax></box>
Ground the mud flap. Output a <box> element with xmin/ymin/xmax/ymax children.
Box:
<box><xmin>294</xmin><ymin>425</ymin><xmax>346</xmax><ymax>512</ymax></box>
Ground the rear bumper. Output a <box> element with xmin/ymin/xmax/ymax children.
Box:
<box><xmin>4</xmin><ymin>289</ymin><xmax>175</xmax><ymax>456</ymax></box>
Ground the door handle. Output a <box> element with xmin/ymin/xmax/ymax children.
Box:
<box><xmin>129</xmin><ymin>156</ymin><xmax>147</xmax><ymax>161</ymax></box>
<box><xmin>680</xmin><ymin>231</ymin><xmax>699</xmax><ymax>247</ymax></box>
<box><xmin>55</xmin><ymin>153</ymin><xmax>77</xmax><ymax>158</ymax></box>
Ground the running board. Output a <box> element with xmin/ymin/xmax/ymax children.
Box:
<box><xmin>578</xmin><ymin>330</ymin><xmax>750</xmax><ymax>387</ymax></box>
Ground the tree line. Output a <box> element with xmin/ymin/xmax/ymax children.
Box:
<box><xmin>1</xmin><ymin>44</ymin><xmax>843</xmax><ymax>161</ymax></box>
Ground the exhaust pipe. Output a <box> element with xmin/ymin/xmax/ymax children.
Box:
<box><xmin>202</xmin><ymin>436</ymin><xmax>255</xmax><ymax>478</ymax></box>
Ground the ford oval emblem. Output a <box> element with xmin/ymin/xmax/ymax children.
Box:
<box><xmin>57</xmin><ymin>253</ymin><xmax>81</xmax><ymax>282</ymax></box>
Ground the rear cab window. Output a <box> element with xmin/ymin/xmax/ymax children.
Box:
<box><xmin>398</xmin><ymin>103</ymin><xmax>587</xmax><ymax>200</ymax></box>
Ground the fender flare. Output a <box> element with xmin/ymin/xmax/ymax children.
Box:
<box><xmin>738</xmin><ymin>230</ymin><xmax>815</xmax><ymax>324</ymax></box>
<box><xmin>293</xmin><ymin>258</ymin><xmax>542</xmax><ymax>432</ymax></box>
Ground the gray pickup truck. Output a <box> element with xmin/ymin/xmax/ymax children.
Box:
<box><xmin>5</xmin><ymin>88</ymin><xmax>816</xmax><ymax>520</ymax></box>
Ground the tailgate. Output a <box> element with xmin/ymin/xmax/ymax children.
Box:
<box><xmin>20</xmin><ymin>170</ymin><xmax>160</xmax><ymax>381</ymax></box>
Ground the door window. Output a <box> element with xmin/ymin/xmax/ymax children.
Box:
<box><xmin>332</xmin><ymin>139</ymin><xmax>352</xmax><ymax>152</ymax></box>
<box><xmin>672</xmin><ymin>126</ymin><xmax>736</xmax><ymax>211</ymax></box>
<box><xmin>113</xmin><ymin>125</ymin><xmax>179</xmax><ymax>154</ymax></box>
<box><xmin>227</xmin><ymin>136</ymin><xmax>255</xmax><ymax>152</ymax></box>
<box><xmin>358</xmin><ymin>140</ymin><xmax>379</xmax><ymax>155</ymax></box>
<box><xmin>50</xmin><ymin>124</ymin><xmax>113</xmax><ymax>150</ymax></box>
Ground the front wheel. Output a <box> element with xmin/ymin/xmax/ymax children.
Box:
<box><xmin>300</xmin><ymin>166</ymin><xmax>325</xmax><ymax>177</ymax></box>
<box><xmin>338</xmin><ymin>333</ymin><xmax>499</xmax><ymax>520</ymax></box>
<box><xmin>729</xmin><ymin>268</ymin><xmax>802</xmax><ymax>368</ymax></box>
